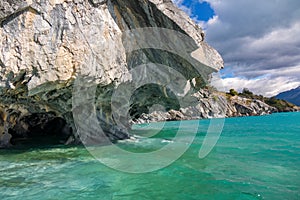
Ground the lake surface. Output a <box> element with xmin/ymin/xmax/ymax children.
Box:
<box><xmin>1</xmin><ymin>112</ymin><xmax>299</xmax><ymax>199</ymax></box>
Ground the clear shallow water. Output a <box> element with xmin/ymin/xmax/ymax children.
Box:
<box><xmin>0</xmin><ymin>112</ymin><xmax>299</xmax><ymax>200</ymax></box>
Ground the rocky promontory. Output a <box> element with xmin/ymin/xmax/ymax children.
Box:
<box><xmin>0</xmin><ymin>0</ymin><xmax>224</xmax><ymax>148</ymax></box>
<box><xmin>132</xmin><ymin>88</ymin><xmax>300</xmax><ymax>124</ymax></box>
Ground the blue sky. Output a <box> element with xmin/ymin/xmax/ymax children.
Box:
<box><xmin>173</xmin><ymin>0</ymin><xmax>300</xmax><ymax>97</ymax></box>
<box><xmin>180</xmin><ymin>0</ymin><xmax>214</xmax><ymax>21</ymax></box>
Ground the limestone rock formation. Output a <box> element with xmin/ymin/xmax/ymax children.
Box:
<box><xmin>132</xmin><ymin>89</ymin><xmax>280</xmax><ymax>124</ymax></box>
<box><xmin>0</xmin><ymin>0</ymin><xmax>223</xmax><ymax>147</ymax></box>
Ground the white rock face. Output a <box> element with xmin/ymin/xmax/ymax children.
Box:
<box><xmin>0</xmin><ymin>0</ymin><xmax>223</xmax><ymax>90</ymax></box>
<box><xmin>0</xmin><ymin>0</ymin><xmax>224</xmax><ymax>146</ymax></box>
<box><xmin>0</xmin><ymin>0</ymin><xmax>129</xmax><ymax>90</ymax></box>
<box><xmin>149</xmin><ymin>0</ymin><xmax>223</xmax><ymax>70</ymax></box>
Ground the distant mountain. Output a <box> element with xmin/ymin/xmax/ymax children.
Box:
<box><xmin>276</xmin><ymin>86</ymin><xmax>300</xmax><ymax>106</ymax></box>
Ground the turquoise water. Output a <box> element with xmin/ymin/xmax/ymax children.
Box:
<box><xmin>0</xmin><ymin>112</ymin><xmax>299</xmax><ymax>199</ymax></box>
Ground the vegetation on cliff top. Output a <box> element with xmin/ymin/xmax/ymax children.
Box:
<box><xmin>226</xmin><ymin>88</ymin><xmax>299</xmax><ymax>112</ymax></box>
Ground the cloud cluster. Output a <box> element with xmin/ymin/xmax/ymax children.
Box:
<box><xmin>211</xmin><ymin>73</ymin><xmax>300</xmax><ymax>97</ymax></box>
<box><xmin>174</xmin><ymin>0</ymin><xmax>300</xmax><ymax>96</ymax></box>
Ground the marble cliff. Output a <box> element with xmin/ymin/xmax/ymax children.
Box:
<box><xmin>0</xmin><ymin>0</ymin><xmax>279</xmax><ymax>148</ymax></box>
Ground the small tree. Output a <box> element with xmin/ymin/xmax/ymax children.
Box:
<box><xmin>242</xmin><ymin>88</ymin><xmax>253</xmax><ymax>95</ymax></box>
<box><xmin>239</xmin><ymin>88</ymin><xmax>254</xmax><ymax>98</ymax></box>
<box><xmin>228</xmin><ymin>88</ymin><xmax>238</xmax><ymax>96</ymax></box>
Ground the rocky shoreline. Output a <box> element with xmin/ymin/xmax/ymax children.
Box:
<box><xmin>132</xmin><ymin>89</ymin><xmax>299</xmax><ymax>124</ymax></box>
<box><xmin>1</xmin><ymin>84</ymin><xmax>298</xmax><ymax>148</ymax></box>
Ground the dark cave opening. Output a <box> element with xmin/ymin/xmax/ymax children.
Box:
<box><xmin>9</xmin><ymin>113</ymin><xmax>72</xmax><ymax>147</ymax></box>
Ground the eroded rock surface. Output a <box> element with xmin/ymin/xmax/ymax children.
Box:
<box><xmin>0</xmin><ymin>0</ymin><xmax>224</xmax><ymax>147</ymax></box>
<box><xmin>132</xmin><ymin>89</ymin><xmax>279</xmax><ymax>124</ymax></box>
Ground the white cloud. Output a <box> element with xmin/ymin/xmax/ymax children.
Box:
<box><xmin>207</xmin><ymin>15</ymin><xmax>218</xmax><ymax>25</ymax></box>
<box><xmin>199</xmin><ymin>15</ymin><xmax>219</xmax><ymax>29</ymax></box>
<box><xmin>198</xmin><ymin>0</ymin><xmax>300</xmax><ymax>96</ymax></box>
<box><xmin>212</xmin><ymin>73</ymin><xmax>300</xmax><ymax>97</ymax></box>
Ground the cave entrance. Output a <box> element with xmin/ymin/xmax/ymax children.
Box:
<box><xmin>8</xmin><ymin>113</ymin><xmax>71</xmax><ymax>148</ymax></box>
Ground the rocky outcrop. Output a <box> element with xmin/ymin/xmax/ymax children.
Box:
<box><xmin>226</xmin><ymin>96</ymin><xmax>278</xmax><ymax>117</ymax></box>
<box><xmin>132</xmin><ymin>89</ymin><xmax>281</xmax><ymax>124</ymax></box>
<box><xmin>0</xmin><ymin>0</ymin><xmax>223</xmax><ymax>147</ymax></box>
